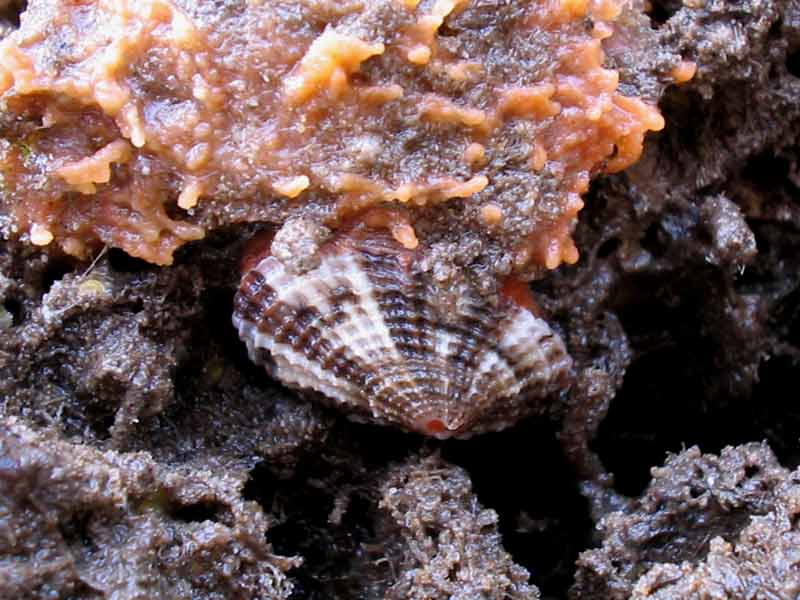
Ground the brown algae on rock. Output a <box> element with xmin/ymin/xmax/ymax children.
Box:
<box><xmin>0</xmin><ymin>0</ymin><xmax>665</xmax><ymax>268</ymax></box>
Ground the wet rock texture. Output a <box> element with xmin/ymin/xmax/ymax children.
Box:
<box><xmin>0</xmin><ymin>417</ymin><xmax>299</xmax><ymax>599</ymax></box>
<box><xmin>3</xmin><ymin>0</ymin><xmax>800</xmax><ymax>598</ymax></box>
<box><xmin>378</xmin><ymin>454</ymin><xmax>538</xmax><ymax>599</ymax></box>
<box><xmin>572</xmin><ymin>443</ymin><xmax>796</xmax><ymax>598</ymax></box>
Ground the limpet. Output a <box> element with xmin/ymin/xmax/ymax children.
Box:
<box><xmin>234</xmin><ymin>225</ymin><xmax>572</xmax><ymax>438</ymax></box>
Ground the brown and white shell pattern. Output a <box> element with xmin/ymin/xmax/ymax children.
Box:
<box><xmin>233</xmin><ymin>230</ymin><xmax>572</xmax><ymax>438</ymax></box>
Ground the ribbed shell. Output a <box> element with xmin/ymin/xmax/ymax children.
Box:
<box><xmin>233</xmin><ymin>232</ymin><xmax>572</xmax><ymax>437</ymax></box>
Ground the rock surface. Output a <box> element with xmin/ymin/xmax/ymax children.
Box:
<box><xmin>3</xmin><ymin>0</ymin><xmax>800</xmax><ymax>597</ymax></box>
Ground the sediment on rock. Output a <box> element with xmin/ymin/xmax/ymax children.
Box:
<box><xmin>0</xmin><ymin>417</ymin><xmax>299</xmax><ymax>600</ymax></box>
<box><xmin>572</xmin><ymin>443</ymin><xmax>799</xmax><ymax>599</ymax></box>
